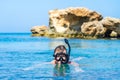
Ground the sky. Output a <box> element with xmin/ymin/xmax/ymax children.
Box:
<box><xmin>0</xmin><ymin>0</ymin><xmax>120</xmax><ymax>33</ymax></box>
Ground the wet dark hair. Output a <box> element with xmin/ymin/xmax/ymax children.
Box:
<box><xmin>53</xmin><ymin>45</ymin><xmax>66</xmax><ymax>57</ymax></box>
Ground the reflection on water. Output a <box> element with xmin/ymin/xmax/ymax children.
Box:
<box><xmin>53</xmin><ymin>64</ymin><xmax>70</xmax><ymax>77</ymax></box>
<box><xmin>49</xmin><ymin>39</ymin><xmax>90</xmax><ymax>50</ymax></box>
<box><xmin>49</xmin><ymin>39</ymin><xmax>67</xmax><ymax>50</ymax></box>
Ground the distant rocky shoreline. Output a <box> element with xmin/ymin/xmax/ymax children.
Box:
<box><xmin>31</xmin><ymin>7</ymin><xmax>120</xmax><ymax>39</ymax></box>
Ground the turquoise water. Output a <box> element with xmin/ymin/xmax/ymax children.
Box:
<box><xmin>0</xmin><ymin>33</ymin><xmax>120</xmax><ymax>80</ymax></box>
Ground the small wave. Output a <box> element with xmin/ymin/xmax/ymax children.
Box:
<box><xmin>72</xmin><ymin>57</ymin><xmax>84</xmax><ymax>61</ymax></box>
<box><xmin>22</xmin><ymin>62</ymin><xmax>50</xmax><ymax>71</ymax></box>
<box><xmin>74</xmin><ymin>66</ymin><xmax>84</xmax><ymax>72</ymax></box>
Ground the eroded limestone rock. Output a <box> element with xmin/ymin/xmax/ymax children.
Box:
<box><xmin>101</xmin><ymin>17</ymin><xmax>120</xmax><ymax>35</ymax></box>
<box><xmin>31</xmin><ymin>25</ymin><xmax>48</xmax><ymax>34</ymax></box>
<box><xmin>30</xmin><ymin>7</ymin><xmax>120</xmax><ymax>38</ymax></box>
<box><xmin>81</xmin><ymin>21</ymin><xmax>106</xmax><ymax>37</ymax></box>
<box><xmin>49</xmin><ymin>7</ymin><xmax>103</xmax><ymax>33</ymax></box>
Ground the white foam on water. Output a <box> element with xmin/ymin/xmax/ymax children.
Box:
<box><xmin>74</xmin><ymin>66</ymin><xmax>84</xmax><ymax>72</ymax></box>
<box><xmin>71</xmin><ymin>57</ymin><xmax>85</xmax><ymax>73</ymax></box>
<box><xmin>22</xmin><ymin>62</ymin><xmax>50</xmax><ymax>71</ymax></box>
<box><xmin>72</xmin><ymin>56</ymin><xmax>84</xmax><ymax>61</ymax></box>
<box><xmin>23</xmin><ymin>57</ymin><xmax>85</xmax><ymax>73</ymax></box>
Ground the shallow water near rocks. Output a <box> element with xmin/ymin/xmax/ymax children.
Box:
<box><xmin>0</xmin><ymin>33</ymin><xmax>120</xmax><ymax>80</ymax></box>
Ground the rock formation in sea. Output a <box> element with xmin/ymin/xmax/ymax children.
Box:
<box><xmin>31</xmin><ymin>7</ymin><xmax>120</xmax><ymax>38</ymax></box>
<box><xmin>49</xmin><ymin>7</ymin><xmax>102</xmax><ymax>33</ymax></box>
<box><xmin>31</xmin><ymin>25</ymin><xmax>48</xmax><ymax>34</ymax></box>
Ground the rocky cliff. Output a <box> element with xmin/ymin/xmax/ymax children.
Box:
<box><xmin>31</xmin><ymin>7</ymin><xmax>120</xmax><ymax>38</ymax></box>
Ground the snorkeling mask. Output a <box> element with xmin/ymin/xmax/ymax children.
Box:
<box><xmin>53</xmin><ymin>52</ymin><xmax>69</xmax><ymax>64</ymax></box>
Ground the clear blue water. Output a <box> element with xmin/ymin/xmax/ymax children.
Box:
<box><xmin>0</xmin><ymin>33</ymin><xmax>120</xmax><ymax>80</ymax></box>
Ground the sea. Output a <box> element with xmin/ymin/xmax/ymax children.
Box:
<box><xmin>0</xmin><ymin>33</ymin><xmax>120</xmax><ymax>80</ymax></box>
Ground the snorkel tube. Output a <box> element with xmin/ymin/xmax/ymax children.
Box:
<box><xmin>64</xmin><ymin>39</ymin><xmax>71</xmax><ymax>58</ymax></box>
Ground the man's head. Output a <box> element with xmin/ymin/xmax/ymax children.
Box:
<box><xmin>53</xmin><ymin>45</ymin><xmax>69</xmax><ymax>64</ymax></box>
<box><xmin>53</xmin><ymin>39</ymin><xmax>71</xmax><ymax>64</ymax></box>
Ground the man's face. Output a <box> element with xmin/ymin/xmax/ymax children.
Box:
<box><xmin>55</xmin><ymin>52</ymin><xmax>68</xmax><ymax>64</ymax></box>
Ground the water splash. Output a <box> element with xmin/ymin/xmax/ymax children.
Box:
<box><xmin>72</xmin><ymin>56</ymin><xmax>84</xmax><ymax>61</ymax></box>
<box><xmin>74</xmin><ymin>66</ymin><xmax>84</xmax><ymax>72</ymax></box>
<box><xmin>22</xmin><ymin>62</ymin><xmax>51</xmax><ymax>71</ymax></box>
